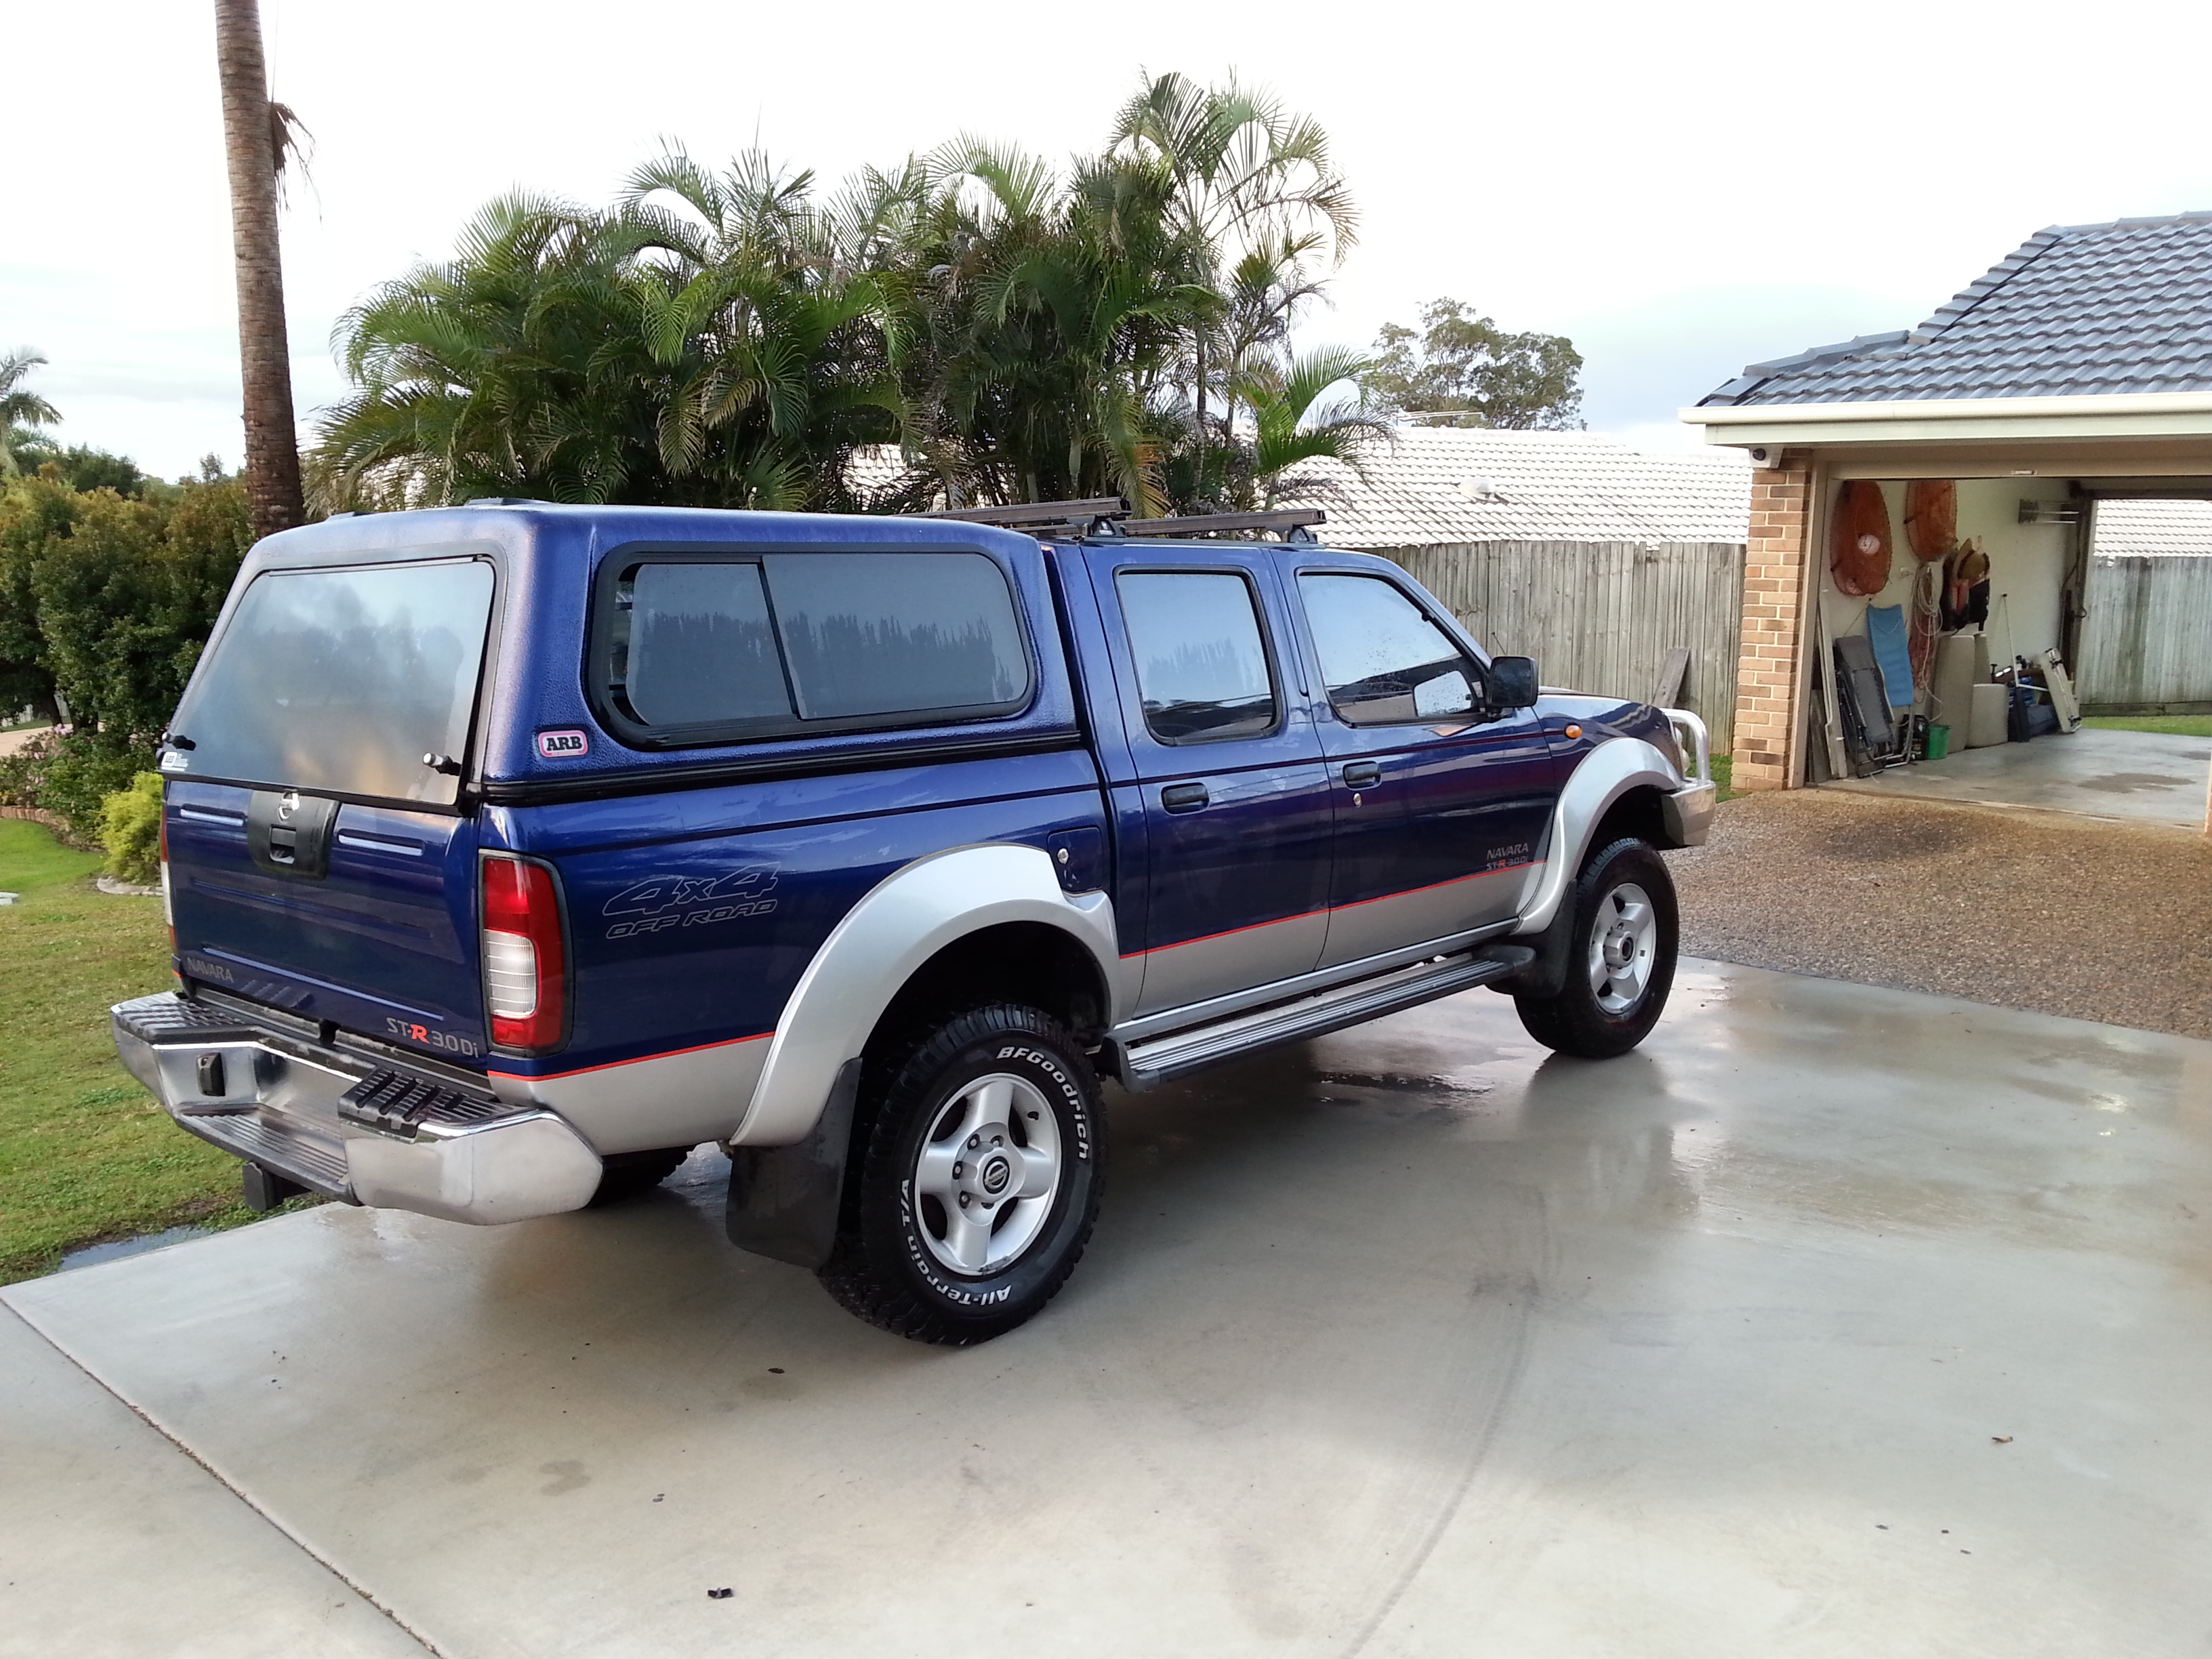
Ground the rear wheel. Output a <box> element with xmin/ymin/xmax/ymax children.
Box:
<box><xmin>1515</xmin><ymin>837</ymin><xmax>1678</xmax><ymax>1059</ymax></box>
<box><xmin>819</xmin><ymin>1004</ymin><xmax>1103</xmax><ymax>1345</ymax></box>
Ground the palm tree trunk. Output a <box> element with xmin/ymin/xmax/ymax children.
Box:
<box><xmin>214</xmin><ymin>0</ymin><xmax>304</xmax><ymax>539</ymax></box>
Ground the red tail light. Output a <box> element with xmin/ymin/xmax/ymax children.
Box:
<box><xmin>481</xmin><ymin>855</ymin><xmax>566</xmax><ymax>1051</ymax></box>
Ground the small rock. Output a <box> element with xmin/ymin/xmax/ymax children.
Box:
<box><xmin>708</xmin><ymin>1587</ymin><xmax>734</xmax><ymax>1600</ymax></box>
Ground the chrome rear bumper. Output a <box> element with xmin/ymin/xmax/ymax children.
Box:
<box><xmin>112</xmin><ymin>992</ymin><xmax>602</xmax><ymax>1225</ymax></box>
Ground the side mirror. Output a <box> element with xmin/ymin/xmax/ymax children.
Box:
<box><xmin>1485</xmin><ymin>655</ymin><xmax>1540</xmax><ymax>710</ymax></box>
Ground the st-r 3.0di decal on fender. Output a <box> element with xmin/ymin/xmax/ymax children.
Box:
<box><xmin>602</xmin><ymin>869</ymin><xmax>779</xmax><ymax>939</ymax></box>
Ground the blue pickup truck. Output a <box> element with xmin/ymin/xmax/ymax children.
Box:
<box><xmin>113</xmin><ymin>500</ymin><xmax>1712</xmax><ymax>1343</ymax></box>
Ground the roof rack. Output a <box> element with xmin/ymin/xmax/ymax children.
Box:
<box><xmin>907</xmin><ymin>497</ymin><xmax>1326</xmax><ymax>544</ymax></box>
<box><xmin>918</xmin><ymin>497</ymin><xmax>1130</xmax><ymax>529</ymax></box>
<box><xmin>1103</xmin><ymin>508</ymin><xmax>1326</xmax><ymax>544</ymax></box>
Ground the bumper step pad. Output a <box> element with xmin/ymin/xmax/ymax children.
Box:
<box><xmin>111</xmin><ymin>991</ymin><xmax>266</xmax><ymax>1046</ymax></box>
<box><xmin>338</xmin><ymin>1070</ymin><xmax>507</xmax><ymax>1141</ymax></box>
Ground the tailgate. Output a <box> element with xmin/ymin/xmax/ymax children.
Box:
<box><xmin>158</xmin><ymin>552</ymin><xmax>502</xmax><ymax>1067</ymax></box>
<box><xmin>167</xmin><ymin>783</ymin><xmax>489</xmax><ymax>1064</ymax></box>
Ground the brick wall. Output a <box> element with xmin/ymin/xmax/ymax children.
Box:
<box><xmin>1729</xmin><ymin>460</ymin><xmax>1813</xmax><ymax>790</ymax></box>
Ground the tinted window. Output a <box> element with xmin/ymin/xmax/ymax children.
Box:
<box><xmin>764</xmin><ymin>552</ymin><xmax>1027</xmax><ymax>720</ymax></box>
<box><xmin>1298</xmin><ymin>573</ymin><xmax>1477</xmax><ymax>726</ymax></box>
<box><xmin>1116</xmin><ymin>572</ymin><xmax>1278</xmax><ymax>742</ymax></box>
<box><xmin>609</xmin><ymin>550</ymin><xmax>1030</xmax><ymax>738</ymax></box>
<box><xmin>625</xmin><ymin>562</ymin><xmax>792</xmax><ymax>727</ymax></box>
<box><xmin>167</xmin><ymin>558</ymin><xmax>494</xmax><ymax>806</ymax></box>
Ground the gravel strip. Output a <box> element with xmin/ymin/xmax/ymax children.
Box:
<box><xmin>1669</xmin><ymin>788</ymin><xmax>2212</xmax><ymax>1041</ymax></box>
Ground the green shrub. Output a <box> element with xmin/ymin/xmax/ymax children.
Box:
<box><xmin>98</xmin><ymin>771</ymin><xmax>164</xmax><ymax>887</ymax></box>
<box><xmin>38</xmin><ymin>732</ymin><xmax>150</xmax><ymax>842</ymax></box>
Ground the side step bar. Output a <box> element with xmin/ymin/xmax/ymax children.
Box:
<box><xmin>1105</xmin><ymin>945</ymin><xmax>1534</xmax><ymax>1092</ymax></box>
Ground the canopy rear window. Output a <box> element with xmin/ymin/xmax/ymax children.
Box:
<box><xmin>167</xmin><ymin>558</ymin><xmax>495</xmax><ymax>807</ymax></box>
<box><xmin>600</xmin><ymin>550</ymin><xmax>1031</xmax><ymax>744</ymax></box>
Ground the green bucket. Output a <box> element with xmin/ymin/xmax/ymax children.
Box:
<box><xmin>1924</xmin><ymin>722</ymin><xmax>1951</xmax><ymax>760</ymax></box>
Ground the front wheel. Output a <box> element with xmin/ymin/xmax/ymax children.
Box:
<box><xmin>819</xmin><ymin>1004</ymin><xmax>1103</xmax><ymax>1345</ymax></box>
<box><xmin>1514</xmin><ymin>837</ymin><xmax>1678</xmax><ymax>1059</ymax></box>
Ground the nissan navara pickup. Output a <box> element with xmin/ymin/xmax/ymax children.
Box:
<box><xmin>115</xmin><ymin>500</ymin><xmax>1714</xmax><ymax>1344</ymax></box>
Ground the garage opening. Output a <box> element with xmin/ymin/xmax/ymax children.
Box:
<box><xmin>1805</xmin><ymin>476</ymin><xmax>2212</xmax><ymax>830</ymax></box>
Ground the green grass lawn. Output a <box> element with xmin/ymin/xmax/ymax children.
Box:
<box><xmin>2082</xmin><ymin>714</ymin><xmax>2212</xmax><ymax>737</ymax></box>
<box><xmin>0</xmin><ymin>819</ymin><xmax>307</xmax><ymax>1285</ymax></box>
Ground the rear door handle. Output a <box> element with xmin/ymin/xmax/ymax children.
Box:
<box><xmin>1160</xmin><ymin>782</ymin><xmax>1210</xmax><ymax>813</ymax></box>
<box><xmin>1342</xmin><ymin>761</ymin><xmax>1382</xmax><ymax>789</ymax></box>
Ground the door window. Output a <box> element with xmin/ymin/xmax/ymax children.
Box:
<box><xmin>1298</xmin><ymin>573</ymin><xmax>1478</xmax><ymax>726</ymax></box>
<box><xmin>1115</xmin><ymin>572</ymin><xmax>1279</xmax><ymax>742</ymax></box>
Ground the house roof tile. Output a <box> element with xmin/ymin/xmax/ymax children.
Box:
<box><xmin>1700</xmin><ymin>210</ymin><xmax>2212</xmax><ymax>407</ymax></box>
<box><xmin>1280</xmin><ymin>427</ymin><xmax>1753</xmax><ymax>548</ymax></box>
<box><xmin>2093</xmin><ymin>497</ymin><xmax>2212</xmax><ymax>556</ymax></box>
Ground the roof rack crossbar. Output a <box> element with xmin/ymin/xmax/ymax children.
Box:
<box><xmin>1107</xmin><ymin>508</ymin><xmax>1326</xmax><ymax>541</ymax></box>
<box><xmin>918</xmin><ymin>497</ymin><xmax>1130</xmax><ymax>528</ymax></box>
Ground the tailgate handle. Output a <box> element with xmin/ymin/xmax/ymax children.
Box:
<box><xmin>1343</xmin><ymin>761</ymin><xmax>1382</xmax><ymax>789</ymax></box>
<box><xmin>1160</xmin><ymin>782</ymin><xmax>1210</xmax><ymax>814</ymax></box>
<box><xmin>246</xmin><ymin>790</ymin><xmax>339</xmax><ymax>880</ymax></box>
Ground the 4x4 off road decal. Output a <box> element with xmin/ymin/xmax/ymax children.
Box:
<box><xmin>602</xmin><ymin>869</ymin><xmax>778</xmax><ymax>939</ymax></box>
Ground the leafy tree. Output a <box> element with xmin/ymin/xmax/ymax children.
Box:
<box><xmin>6</xmin><ymin>443</ymin><xmax>151</xmax><ymax>496</ymax></box>
<box><xmin>1109</xmin><ymin>73</ymin><xmax>1357</xmax><ymax>505</ymax></box>
<box><xmin>1</xmin><ymin>349</ymin><xmax>62</xmax><ymax>477</ymax></box>
<box><xmin>1361</xmin><ymin>298</ymin><xmax>1583</xmax><ymax>430</ymax></box>
<box><xmin>0</xmin><ymin>470</ymin><xmax>251</xmax><ymax>834</ymax></box>
<box><xmin>310</xmin><ymin>72</ymin><xmax>1380</xmax><ymax>521</ymax></box>
<box><xmin>1233</xmin><ymin>344</ymin><xmax>1391</xmax><ymax>504</ymax></box>
<box><xmin>312</xmin><ymin>175</ymin><xmax>905</xmax><ymax>512</ymax></box>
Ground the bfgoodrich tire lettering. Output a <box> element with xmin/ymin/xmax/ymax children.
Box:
<box><xmin>819</xmin><ymin>1004</ymin><xmax>1103</xmax><ymax>1345</ymax></box>
<box><xmin>1514</xmin><ymin>837</ymin><xmax>1678</xmax><ymax>1059</ymax></box>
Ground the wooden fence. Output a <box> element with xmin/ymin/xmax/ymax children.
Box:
<box><xmin>1380</xmin><ymin>540</ymin><xmax>1746</xmax><ymax>747</ymax></box>
<box><xmin>2079</xmin><ymin>555</ymin><xmax>2212</xmax><ymax>711</ymax></box>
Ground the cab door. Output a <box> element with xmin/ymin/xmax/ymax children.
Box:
<box><xmin>1290</xmin><ymin>567</ymin><xmax>1559</xmax><ymax>969</ymax></box>
<box><xmin>1088</xmin><ymin>552</ymin><xmax>1333</xmax><ymax>1015</ymax></box>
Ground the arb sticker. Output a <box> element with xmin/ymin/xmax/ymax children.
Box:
<box><xmin>536</xmin><ymin>729</ymin><xmax>590</xmax><ymax>760</ymax></box>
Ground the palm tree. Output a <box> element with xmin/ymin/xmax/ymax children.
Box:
<box><xmin>213</xmin><ymin>0</ymin><xmax>304</xmax><ymax>537</ymax></box>
<box><xmin>1233</xmin><ymin>344</ymin><xmax>1391</xmax><ymax>506</ymax></box>
<box><xmin>312</xmin><ymin>169</ymin><xmax>906</xmax><ymax>512</ymax></box>
<box><xmin>1109</xmin><ymin>73</ymin><xmax>1358</xmax><ymax>499</ymax></box>
<box><xmin>0</xmin><ymin>348</ymin><xmax>62</xmax><ymax>476</ymax></box>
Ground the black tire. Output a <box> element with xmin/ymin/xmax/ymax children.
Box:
<box><xmin>819</xmin><ymin>1004</ymin><xmax>1103</xmax><ymax>1345</ymax></box>
<box><xmin>588</xmin><ymin>1146</ymin><xmax>691</xmax><ymax>1206</ymax></box>
<box><xmin>1514</xmin><ymin>837</ymin><xmax>1678</xmax><ymax>1059</ymax></box>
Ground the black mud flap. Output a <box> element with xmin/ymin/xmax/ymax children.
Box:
<box><xmin>1488</xmin><ymin>907</ymin><xmax>1573</xmax><ymax>1001</ymax></box>
<box><xmin>724</xmin><ymin>1058</ymin><xmax>862</xmax><ymax>1271</ymax></box>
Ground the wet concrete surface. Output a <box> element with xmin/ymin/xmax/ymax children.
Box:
<box><xmin>1824</xmin><ymin>726</ymin><xmax>2211</xmax><ymax>828</ymax></box>
<box><xmin>5</xmin><ymin>960</ymin><xmax>2211</xmax><ymax>1657</ymax></box>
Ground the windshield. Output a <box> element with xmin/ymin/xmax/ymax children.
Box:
<box><xmin>167</xmin><ymin>557</ymin><xmax>496</xmax><ymax>806</ymax></box>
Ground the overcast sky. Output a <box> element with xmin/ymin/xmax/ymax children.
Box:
<box><xmin>10</xmin><ymin>0</ymin><xmax>2212</xmax><ymax>478</ymax></box>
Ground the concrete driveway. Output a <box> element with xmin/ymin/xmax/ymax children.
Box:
<box><xmin>5</xmin><ymin>960</ymin><xmax>2209</xmax><ymax>1659</ymax></box>
<box><xmin>1825</xmin><ymin>725</ymin><xmax>2211</xmax><ymax>829</ymax></box>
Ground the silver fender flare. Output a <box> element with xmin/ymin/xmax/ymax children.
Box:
<box><xmin>729</xmin><ymin>843</ymin><xmax>1123</xmax><ymax>1147</ymax></box>
<box><xmin>1513</xmin><ymin>737</ymin><xmax>1685</xmax><ymax>937</ymax></box>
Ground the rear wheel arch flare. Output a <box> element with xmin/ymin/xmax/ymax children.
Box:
<box><xmin>870</xmin><ymin>920</ymin><xmax>1111</xmax><ymax>1061</ymax></box>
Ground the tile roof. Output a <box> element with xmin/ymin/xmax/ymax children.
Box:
<box><xmin>1279</xmin><ymin>427</ymin><xmax>1753</xmax><ymax>548</ymax></box>
<box><xmin>1700</xmin><ymin>210</ymin><xmax>2212</xmax><ymax>407</ymax></box>
<box><xmin>841</xmin><ymin>428</ymin><xmax>1755</xmax><ymax>548</ymax></box>
<box><xmin>2092</xmin><ymin>497</ymin><xmax>2212</xmax><ymax>556</ymax></box>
